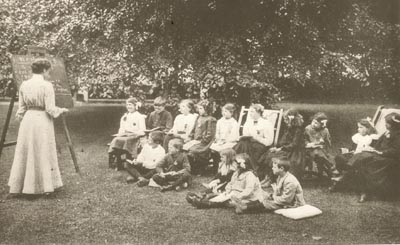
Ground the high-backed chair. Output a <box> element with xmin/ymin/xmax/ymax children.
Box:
<box><xmin>237</xmin><ymin>106</ymin><xmax>284</xmax><ymax>147</ymax></box>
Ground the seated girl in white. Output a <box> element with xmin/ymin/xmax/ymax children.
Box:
<box><xmin>108</xmin><ymin>98</ymin><xmax>146</xmax><ymax>170</ymax></box>
<box><xmin>163</xmin><ymin>99</ymin><xmax>198</xmax><ymax>151</ymax></box>
<box><xmin>210</xmin><ymin>103</ymin><xmax>240</xmax><ymax>152</ymax></box>
<box><xmin>332</xmin><ymin>118</ymin><xmax>379</xmax><ymax>185</ymax></box>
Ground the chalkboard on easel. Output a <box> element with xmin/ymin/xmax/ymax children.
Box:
<box><xmin>10</xmin><ymin>55</ymin><xmax>74</xmax><ymax>108</ymax></box>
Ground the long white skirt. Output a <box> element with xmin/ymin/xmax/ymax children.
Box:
<box><xmin>8</xmin><ymin>110</ymin><xmax>63</xmax><ymax>194</ymax></box>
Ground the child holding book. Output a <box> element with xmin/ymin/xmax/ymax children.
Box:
<box><xmin>108</xmin><ymin>98</ymin><xmax>146</xmax><ymax>170</ymax></box>
<box><xmin>304</xmin><ymin>112</ymin><xmax>334</xmax><ymax>178</ymax></box>
<box><xmin>151</xmin><ymin>138</ymin><xmax>192</xmax><ymax>192</ymax></box>
<box><xmin>125</xmin><ymin>131</ymin><xmax>166</xmax><ymax>187</ymax></box>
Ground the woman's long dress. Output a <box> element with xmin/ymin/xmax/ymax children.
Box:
<box><xmin>8</xmin><ymin>74</ymin><xmax>65</xmax><ymax>194</ymax></box>
<box><xmin>351</xmin><ymin>130</ymin><xmax>400</xmax><ymax>195</ymax></box>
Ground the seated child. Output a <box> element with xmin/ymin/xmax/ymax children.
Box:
<box><xmin>259</xmin><ymin>108</ymin><xmax>305</xmax><ymax>185</ymax></box>
<box><xmin>210</xmin><ymin>103</ymin><xmax>240</xmax><ymax>152</ymax></box>
<box><xmin>186</xmin><ymin>148</ymin><xmax>236</xmax><ymax>203</ymax></box>
<box><xmin>163</xmin><ymin>99</ymin><xmax>198</xmax><ymax>151</ymax></box>
<box><xmin>304</xmin><ymin>112</ymin><xmax>334</xmax><ymax>178</ymax></box>
<box><xmin>108</xmin><ymin>98</ymin><xmax>146</xmax><ymax>170</ymax></box>
<box><xmin>184</xmin><ymin>99</ymin><xmax>217</xmax><ymax>174</ymax></box>
<box><xmin>232</xmin><ymin>157</ymin><xmax>305</xmax><ymax>214</ymax></box>
<box><xmin>151</xmin><ymin>138</ymin><xmax>192</xmax><ymax>192</ymax></box>
<box><xmin>188</xmin><ymin>153</ymin><xmax>264</xmax><ymax>210</ymax></box>
<box><xmin>125</xmin><ymin>131</ymin><xmax>166</xmax><ymax>187</ymax></box>
<box><xmin>329</xmin><ymin>118</ymin><xmax>378</xmax><ymax>191</ymax></box>
<box><xmin>146</xmin><ymin>96</ymin><xmax>173</xmax><ymax>133</ymax></box>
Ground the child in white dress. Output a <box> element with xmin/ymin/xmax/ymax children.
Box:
<box><xmin>210</xmin><ymin>103</ymin><xmax>240</xmax><ymax>152</ymax></box>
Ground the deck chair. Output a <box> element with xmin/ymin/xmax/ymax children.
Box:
<box><xmin>237</xmin><ymin>106</ymin><xmax>284</xmax><ymax>146</ymax></box>
<box><xmin>107</xmin><ymin>114</ymin><xmax>148</xmax><ymax>169</ymax></box>
<box><xmin>372</xmin><ymin>105</ymin><xmax>400</xmax><ymax>135</ymax></box>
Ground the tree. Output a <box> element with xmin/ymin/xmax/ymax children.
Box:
<box><xmin>0</xmin><ymin>0</ymin><xmax>399</xmax><ymax>105</ymax></box>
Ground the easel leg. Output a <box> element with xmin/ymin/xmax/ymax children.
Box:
<box><xmin>0</xmin><ymin>94</ymin><xmax>16</xmax><ymax>161</ymax></box>
<box><xmin>61</xmin><ymin>114</ymin><xmax>80</xmax><ymax>174</ymax></box>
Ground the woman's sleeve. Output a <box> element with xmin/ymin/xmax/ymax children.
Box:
<box><xmin>15</xmin><ymin>88</ymin><xmax>27</xmax><ymax>121</ymax></box>
<box><xmin>352</xmin><ymin>133</ymin><xmax>360</xmax><ymax>144</ymax></box>
<box><xmin>380</xmin><ymin>135</ymin><xmax>400</xmax><ymax>159</ymax></box>
<box><xmin>44</xmin><ymin>83</ymin><xmax>64</xmax><ymax>118</ymax></box>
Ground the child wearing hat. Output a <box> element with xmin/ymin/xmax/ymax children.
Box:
<box><xmin>126</xmin><ymin>131</ymin><xmax>166</xmax><ymax>187</ymax></box>
<box><xmin>108</xmin><ymin>98</ymin><xmax>146</xmax><ymax>170</ymax></box>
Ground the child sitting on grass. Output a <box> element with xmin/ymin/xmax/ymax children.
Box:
<box><xmin>188</xmin><ymin>153</ymin><xmax>264</xmax><ymax>210</ymax></box>
<box><xmin>232</xmin><ymin>157</ymin><xmax>305</xmax><ymax>214</ymax></box>
<box><xmin>125</xmin><ymin>131</ymin><xmax>166</xmax><ymax>187</ymax></box>
<box><xmin>151</xmin><ymin>138</ymin><xmax>192</xmax><ymax>192</ymax></box>
<box><xmin>186</xmin><ymin>148</ymin><xmax>236</xmax><ymax>203</ymax></box>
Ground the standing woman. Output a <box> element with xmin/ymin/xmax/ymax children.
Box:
<box><xmin>8</xmin><ymin>58</ymin><xmax>68</xmax><ymax>196</ymax></box>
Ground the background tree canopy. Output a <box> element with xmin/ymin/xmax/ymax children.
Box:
<box><xmin>0</xmin><ymin>0</ymin><xmax>399</xmax><ymax>106</ymax></box>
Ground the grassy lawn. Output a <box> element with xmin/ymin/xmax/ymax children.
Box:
<box><xmin>1</xmin><ymin>102</ymin><xmax>400</xmax><ymax>244</ymax></box>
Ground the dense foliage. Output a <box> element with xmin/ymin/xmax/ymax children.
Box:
<box><xmin>0</xmin><ymin>0</ymin><xmax>399</xmax><ymax>105</ymax></box>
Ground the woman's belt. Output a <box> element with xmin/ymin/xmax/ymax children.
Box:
<box><xmin>27</xmin><ymin>106</ymin><xmax>45</xmax><ymax>111</ymax></box>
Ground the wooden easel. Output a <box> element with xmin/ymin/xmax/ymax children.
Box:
<box><xmin>0</xmin><ymin>46</ymin><xmax>80</xmax><ymax>174</ymax></box>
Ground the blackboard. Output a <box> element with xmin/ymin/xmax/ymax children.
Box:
<box><xmin>10</xmin><ymin>55</ymin><xmax>74</xmax><ymax>108</ymax></box>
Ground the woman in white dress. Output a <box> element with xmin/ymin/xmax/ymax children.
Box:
<box><xmin>8</xmin><ymin>58</ymin><xmax>68</xmax><ymax>196</ymax></box>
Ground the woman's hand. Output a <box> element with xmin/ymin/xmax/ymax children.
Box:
<box><xmin>62</xmin><ymin>108</ymin><xmax>69</xmax><ymax>114</ymax></box>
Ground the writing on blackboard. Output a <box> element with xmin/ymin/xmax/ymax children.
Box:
<box><xmin>11</xmin><ymin>55</ymin><xmax>74</xmax><ymax>108</ymax></box>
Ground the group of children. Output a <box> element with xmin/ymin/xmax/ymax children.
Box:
<box><xmin>107</xmin><ymin>96</ymin><xmax>400</xmax><ymax>212</ymax></box>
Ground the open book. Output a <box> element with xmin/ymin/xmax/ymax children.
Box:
<box><xmin>112</xmin><ymin>132</ymin><xmax>145</xmax><ymax>137</ymax></box>
<box><xmin>144</xmin><ymin>127</ymin><xmax>162</xmax><ymax>133</ymax></box>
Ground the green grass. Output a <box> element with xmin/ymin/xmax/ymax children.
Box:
<box><xmin>1</xmin><ymin>102</ymin><xmax>400</xmax><ymax>244</ymax></box>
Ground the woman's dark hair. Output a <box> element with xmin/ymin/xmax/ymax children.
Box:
<box><xmin>250</xmin><ymin>104</ymin><xmax>264</xmax><ymax>115</ymax></box>
<box><xmin>31</xmin><ymin>59</ymin><xmax>51</xmax><ymax>74</ymax></box>
<box><xmin>385</xmin><ymin>112</ymin><xmax>400</xmax><ymax>131</ymax></box>
<box><xmin>284</xmin><ymin>108</ymin><xmax>304</xmax><ymax>128</ymax></box>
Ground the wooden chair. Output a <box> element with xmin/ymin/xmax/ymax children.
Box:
<box><xmin>372</xmin><ymin>105</ymin><xmax>400</xmax><ymax>135</ymax></box>
<box><xmin>237</xmin><ymin>106</ymin><xmax>284</xmax><ymax>146</ymax></box>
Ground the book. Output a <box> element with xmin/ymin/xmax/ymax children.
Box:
<box><xmin>144</xmin><ymin>127</ymin><xmax>162</xmax><ymax>133</ymax></box>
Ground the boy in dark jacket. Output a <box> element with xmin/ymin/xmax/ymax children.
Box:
<box><xmin>151</xmin><ymin>138</ymin><xmax>192</xmax><ymax>192</ymax></box>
